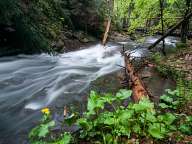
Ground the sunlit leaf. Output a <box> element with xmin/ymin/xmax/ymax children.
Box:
<box><xmin>116</xmin><ymin>89</ymin><xmax>132</xmax><ymax>100</ymax></box>
<box><xmin>148</xmin><ymin>123</ymin><xmax>166</xmax><ymax>139</ymax></box>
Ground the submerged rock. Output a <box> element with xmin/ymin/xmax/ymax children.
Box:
<box><xmin>90</xmin><ymin>72</ymin><xmax>123</xmax><ymax>94</ymax></box>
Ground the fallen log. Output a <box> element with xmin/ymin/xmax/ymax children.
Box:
<box><xmin>124</xmin><ymin>54</ymin><xmax>148</xmax><ymax>102</ymax></box>
<box><xmin>148</xmin><ymin>11</ymin><xmax>192</xmax><ymax>50</ymax></box>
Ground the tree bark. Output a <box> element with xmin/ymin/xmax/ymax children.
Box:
<box><xmin>159</xmin><ymin>0</ymin><xmax>166</xmax><ymax>55</ymax></box>
<box><xmin>124</xmin><ymin>54</ymin><xmax>148</xmax><ymax>102</ymax></box>
<box><xmin>102</xmin><ymin>18</ymin><xmax>111</xmax><ymax>45</ymax></box>
<box><xmin>148</xmin><ymin>11</ymin><xmax>192</xmax><ymax>50</ymax></box>
<box><xmin>181</xmin><ymin>0</ymin><xmax>191</xmax><ymax>43</ymax></box>
<box><xmin>102</xmin><ymin>0</ymin><xmax>113</xmax><ymax>45</ymax></box>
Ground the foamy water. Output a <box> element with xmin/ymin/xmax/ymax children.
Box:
<box><xmin>0</xmin><ymin>44</ymin><xmax>123</xmax><ymax>111</ymax></box>
<box><xmin>0</xmin><ymin>37</ymin><xmax>178</xmax><ymax>143</ymax></box>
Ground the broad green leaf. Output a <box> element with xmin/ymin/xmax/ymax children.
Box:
<box><xmin>96</xmin><ymin>112</ymin><xmax>115</xmax><ymax>126</ymax></box>
<box><xmin>116</xmin><ymin>89</ymin><xmax>132</xmax><ymax>100</ymax></box>
<box><xmin>102</xmin><ymin>93</ymin><xmax>115</xmax><ymax>104</ymax></box>
<box><xmin>38</xmin><ymin>125</ymin><xmax>49</xmax><ymax>138</ymax></box>
<box><xmin>148</xmin><ymin>123</ymin><xmax>166</xmax><ymax>139</ymax></box>
<box><xmin>159</xmin><ymin>103</ymin><xmax>170</xmax><ymax>109</ymax></box>
<box><xmin>52</xmin><ymin>133</ymin><xmax>71</xmax><ymax>144</ymax></box>
<box><xmin>77</xmin><ymin>118</ymin><xmax>91</xmax><ymax>130</ymax></box>
<box><xmin>146</xmin><ymin>112</ymin><xmax>157</xmax><ymax>123</ymax></box>
<box><xmin>38</xmin><ymin>121</ymin><xmax>55</xmax><ymax>138</ymax></box>
<box><xmin>172</xmin><ymin>101</ymin><xmax>180</xmax><ymax>106</ymax></box>
<box><xmin>160</xmin><ymin>95</ymin><xmax>173</xmax><ymax>103</ymax></box>
<box><xmin>179</xmin><ymin>124</ymin><xmax>192</xmax><ymax>135</ymax></box>
<box><xmin>158</xmin><ymin>113</ymin><xmax>176</xmax><ymax>125</ymax></box>
<box><xmin>62</xmin><ymin>133</ymin><xmax>71</xmax><ymax>144</ymax></box>
<box><xmin>186</xmin><ymin>116</ymin><xmax>192</xmax><ymax>122</ymax></box>
<box><xmin>103</xmin><ymin>134</ymin><xmax>113</xmax><ymax>144</ymax></box>
<box><xmin>29</xmin><ymin>126</ymin><xmax>40</xmax><ymax>139</ymax></box>
<box><xmin>118</xmin><ymin>109</ymin><xmax>134</xmax><ymax>123</ymax></box>
<box><xmin>104</xmin><ymin>117</ymin><xmax>115</xmax><ymax>125</ymax></box>
<box><xmin>132</xmin><ymin>98</ymin><xmax>154</xmax><ymax>112</ymax></box>
<box><xmin>118</xmin><ymin>126</ymin><xmax>131</xmax><ymax>137</ymax></box>
<box><xmin>87</xmin><ymin>91</ymin><xmax>105</xmax><ymax>115</ymax></box>
<box><xmin>166</xmin><ymin>89</ymin><xmax>179</xmax><ymax>96</ymax></box>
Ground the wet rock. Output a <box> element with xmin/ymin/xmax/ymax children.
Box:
<box><xmin>55</xmin><ymin>39</ymin><xmax>65</xmax><ymax>49</ymax></box>
<box><xmin>73</xmin><ymin>31</ymin><xmax>96</xmax><ymax>43</ymax></box>
<box><xmin>64</xmin><ymin>31</ymin><xmax>74</xmax><ymax>39</ymax></box>
<box><xmin>63</xmin><ymin>39</ymin><xmax>82</xmax><ymax>52</ymax></box>
<box><xmin>90</xmin><ymin>72</ymin><xmax>123</xmax><ymax>94</ymax></box>
<box><xmin>109</xmin><ymin>32</ymin><xmax>131</xmax><ymax>42</ymax></box>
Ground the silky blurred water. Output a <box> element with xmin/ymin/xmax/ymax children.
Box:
<box><xmin>0</xmin><ymin>36</ymin><xmax>178</xmax><ymax>143</ymax></box>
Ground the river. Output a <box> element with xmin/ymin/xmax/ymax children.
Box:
<box><xmin>0</xmin><ymin>36</ymin><xmax>178</xmax><ymax>144</ymax></box>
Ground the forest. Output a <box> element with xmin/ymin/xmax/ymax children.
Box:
<box><xmin>0</xmin><ymin>0</ymin><xmax>192</xmax><ymax>144</ymax></box>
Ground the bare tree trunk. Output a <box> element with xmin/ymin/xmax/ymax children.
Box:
<box><xmin>102</xmin><ymin>19</ymin><xmax>111</xmax><ymax>45</ymax></box>
<box><xmin>102</xmin><ymin>0</ymin><xmax>113</xmax><ymax>45</ymax></box>
<box><xmin>181</xmin><ymin>0</ymin><xmax>191</xmax><ymax>43</ymax></box>
<box><xmin>159</xmin><ymin>0</ymin><xmax>166</xmax><ymax>55</ymax></box>
<box><xmin>124</xmin><ymin>0</ymin><xmax>134</xmax><ymax>29</ymax></box>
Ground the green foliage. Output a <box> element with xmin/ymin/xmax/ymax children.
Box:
<box><xmin>179</xmin><ymin>116</ymin><xmax>192</xmax><ymax>135</ymax></box>
<box><xmin>29</xmin><ymin>120</ymin><xmax>55</xmax><ymax>139</ymax></box>
<box><xmin>51</xmin><ymin>133</ymin><xmax>72</xmax><ymax>144</ymax></box>
<box><xmin>29</xmin><ymin>109</ymin><xmax>72</xmax><ymax>144</ymax></box>
<box><xmin>151</xmin><ymin>52</ymin><xmax>163</xmax><ymax>64</ymax></box>
<box><xmin>76</xmin><ymin>90</ymin><xmax>177</xmax><ymax>143</ymax></box>
<box><xmin>29</xmin><ymin>111</ymin><xmax>55</xmax><ymax>142</ymax></box>
<box><xmin>113</xmin><ymin>0</ymin><xmax>186</xmax><ymax>32</ymax></box>
<box><xmin>0</xmin><ymin>0</ymin><xmax>63</xmax><ymax>53</ymax></box>
<box><xmin>159</xmin><ymin>89</ymin><xmax>182</xmax><ymax>110</ymax></box>
<box><xmin>159</xmin><ymin>88</ymin><xmax>192</xmax><ymax>136</ymax></box>
<box><xmin>29</xmin><ymin>89</ymin><xmax>192</xmax><ymax>143</ymax></box>
<box><xmin>0</xmin><ymin>0</ymin><xmax>21</xmax><ymax>24</ymax></box>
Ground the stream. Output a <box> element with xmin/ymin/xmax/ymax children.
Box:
<box><xmin>0</xmin><ymin>36</ymin><xmax>178</xmax><ymax>144</ymax></box>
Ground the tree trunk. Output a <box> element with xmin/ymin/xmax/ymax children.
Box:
<box><xmin>102</xmin><ymin>0</ymin><xmax>113</xmax><ymax>45</ymax></box>
<box><xmin>102</xmin><ymin>18</ymin><xmax>111</xmax><ymax>45</ymax></box>
<box><xmin>159</xmin><ymin>0</ymin><xmax>166</xmax><ymax>55</ymax></box>
<box><xmin>124</xmin><ymin>0</ymin><xmax>134</xmax><ymax>29</ymax></box>
<box><xmin>181</xmin><ymin>0</ymin><xmax>191</xmax><ymax>43</ymax></box>
<box><xmin>148</xmin><ymin>11</ymin><xmax>192</xmax><ymax>50</ymax></box>
<box><xmin>124</xmin><ymin>54</ymin><xmax>148</xmax><ymax>102</ymax></box>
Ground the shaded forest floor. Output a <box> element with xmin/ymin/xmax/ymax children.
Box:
<box><xmin>159</xmin><ymin>41</ymin><xmax>192</xmax><ymax>81</ymax></box>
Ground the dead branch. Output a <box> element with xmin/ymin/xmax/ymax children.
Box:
<box><xmin>102</xmin><ymin>18</ymin><xmax>111</xmax><ymax>45</ymax></box>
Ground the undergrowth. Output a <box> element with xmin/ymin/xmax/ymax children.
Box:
<box><xmin>29</xmin><ymin>89</ymin><xmax>192</xmax><ymax>144</ymax></box>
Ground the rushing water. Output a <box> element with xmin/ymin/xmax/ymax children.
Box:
<box><xmin>0</xmin><ymin>36</ymin><xmax>178</xmax><ymax>143</ymax></box>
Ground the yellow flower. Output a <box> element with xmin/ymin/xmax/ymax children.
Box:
<box><xmin>41</xmin><ymin>108</ymin><xmax>50</xmax><ymax>115</ymax></box>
